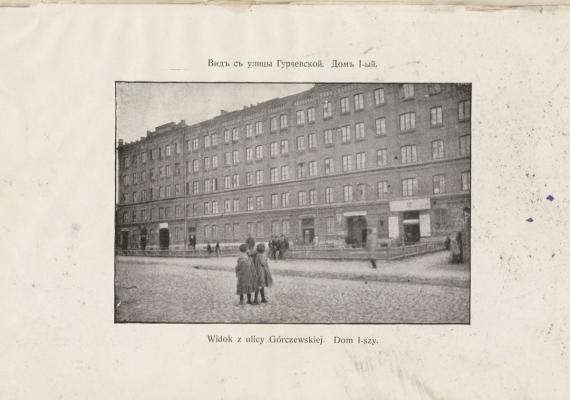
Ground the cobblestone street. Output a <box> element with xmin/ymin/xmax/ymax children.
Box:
<box><xmin>115</xmin><ymin>255</ymin><xmax>469</xmax><ymax>323</ymax></box>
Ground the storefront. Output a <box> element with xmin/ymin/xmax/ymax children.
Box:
<box><xmin>388</xmin><ymin>198</ymin><xmax>431</xmax><ymax>244</ymax></box>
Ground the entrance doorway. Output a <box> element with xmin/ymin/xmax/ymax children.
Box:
<box><xmin>346</xmin><ymin>216</ymin><xmax>367</xmax><ymax>247</ymax></box>
<box><xmin>403</xmin><ymin>211</ymin><xmax>420</xmax><ymax>244</ymax></box>
<box><xmin>140</xmin><ymin>227</ymin><xmax>147</xmax><ymax>250</ymax></box>
<box><xmin>301</xmin><ymin>218</ymin><xmax>315</xmax><ymax>244</ymax></box>
<box><xmin>121</xmin><ymin>231</ymin><xmax>129</xmax><ymax>250</ymax></box>
<box><xmin>159</xmin><ymin>228</ymin><xmax>170</xmax><ymax>249</ymax></box>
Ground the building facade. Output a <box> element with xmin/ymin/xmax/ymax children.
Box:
<box><xmin>116</xmin><ymin>83</ymin><xmax>471</xmax><ymax>250</ymax></box>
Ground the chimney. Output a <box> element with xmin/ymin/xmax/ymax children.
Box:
<box><xmin>118</xmin><ymin>139</ymin><xmax>124</xmax><ymax>146</ymax></box>
<box><xmin>220</xmin><ymin>109</ymin><xmax>227</xmax><ymax>115</ymax></box>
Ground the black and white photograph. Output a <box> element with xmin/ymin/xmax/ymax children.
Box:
<box><xmin>114</xmin><ymin>82</ymin><xmax>471</xmax><ymax>324</ymax></box>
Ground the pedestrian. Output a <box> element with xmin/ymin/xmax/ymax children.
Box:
<box><xmin>365</xmin><ymin>228</ymin><xmax>378</xmax><ymax>269</ymax></box>
<box><xmin>235</xmin><ymin>243</ymin><xmax>255</xmax><ymax>305</ymax></box>
<box><xmin>252</xmin><ymin>243</ymin><xmax>274</xmax><ymax>304</ymax></box>
<box><xmin>206</xmin><ymin>242</ymin><xmax>213</xmax><ymax>257</ymax></box>
<box><xmin>280</xmin><ymin>235</ymin><xmax>289</xmax><ymax>260</ymax></box>
<box><xmin>215</xmin><ymin>241</ymin><xmax>221</xmax><ymax>256</ymax></box>
<box><xmin>444</xmin><ymin>235</ymin><xmax>451</xmax><ymax>250</ymax></box>
<box><xmin>246</xmin><ymin>233</ymin><xmax>256</xmax><ymax>251</ymax></box>
<box><xmin>450</xmin><ymin>232</ymin><xmax>461</xmax><ymax>263</ymax></box>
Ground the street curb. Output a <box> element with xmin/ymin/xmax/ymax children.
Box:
<box><xmin>192</xmin><ymin>264</ymin><xmax>470</xmax><ymax>289</ymax></box>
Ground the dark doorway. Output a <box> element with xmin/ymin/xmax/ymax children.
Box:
<box><xmin>403</xmin><ymin>211</ymin><xmax>420</xmax><ymax>244</ymax></box>
<box><xmin>346</xmin><ymin>216</ymin><xmax>367</xmax><ymax>247</ymax></box>
<box><xmin>140</xmin><ymin>227</ymin><xmax>147</xmax><ymax>250</ymax></box>
<box><xmin>121</xmin><ymin>231</ymin><xmax>129</xmax><ymax>250</ymax></box>
<box><xmin>159</xmin><ymin>228</ymin><xmax>170</xmax><ymax>249</ymax></box>
<box><xmin>301</xmin><ymin>218</ymin><xmax>315</xmax><ymax>244</ymax></box>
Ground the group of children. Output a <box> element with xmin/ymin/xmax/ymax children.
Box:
<box><xmin>235</xmin><ymin>242</ymin><xmax>274</xmax><ymax>305</ymax></box>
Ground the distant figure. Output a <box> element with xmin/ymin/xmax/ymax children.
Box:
<box><xmin>206</xmin><ymin>242</ymin><xmax>213</xmax><ymax>257</ymax></box>
<box><xmin>268</xmin><ymin>238</ymin><xmax>275</xmax><ymax>260</ymax></box>
<box><xmin>246</xmin><ymin>233</ymin><xmax>256</xmax><ymax>251</ymax></box>
<box><xmin>215</xmin><ymin>241</ymin><xmax>221</xmax><ymax>256</ymax></box>
<box><xmin>450</xmin><ymin>232</ymin><xmax>462</xmax><ymax>263</ymax></box>
<box><xmin>235</xmin><ymin>244</ymin><xmax>255</xmax><ymax>305</ymax></box>
<box><xmin>365</xmin><ymin>228</ymin><xmax>378</xmax><ymax>269</ymax></box>
<box><xmin>279</xmin><ymin>235</ymin><xmax>289</xmax><ymax>260</ymax></box>
<box><xmin>189</xmin><ymin>234</ymin><xmax>196</xmax><ymax>250</ymax></box>
<box><xmin>252</xmin><ymin>243</ymin><xmax>274</xmax><ymax>304</ymax></box>
<box><xmin>444</xmin><ymin>236</ymin><xmax>451</xmax><ymax>250</ymax></box>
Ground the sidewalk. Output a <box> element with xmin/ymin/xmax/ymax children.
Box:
<box><xmin>117</xmin><ymin>251</ymin><xmax>469</xmax><ymax>288</ymax></box>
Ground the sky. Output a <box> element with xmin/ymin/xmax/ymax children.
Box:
<box><xmin>116</xmin><ymin>83</ymin><xmax>314</xmax><ymax>143</ymax></box>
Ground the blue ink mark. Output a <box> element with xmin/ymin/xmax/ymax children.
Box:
<box><xmin>526</xmin><ymin>217</ymin><xmax>534</xmax><ymax>223</ymax></box>
<box><xmin>546</xmin><ymin>195</ymin><xmax>555</xmax><ymax>202</ymax></box>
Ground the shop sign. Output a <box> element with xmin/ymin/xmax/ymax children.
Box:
<box><xmin>159</xmin><ymin>222</ymin><xmax>168</xmax><ymax>229</ymax></box>
<box><xmin>343</xmin><ymin>211</ymin><xmax>367</xmax><ymax>217</ymax></box>
<box><xmin>389</xmin><ymin>198</ymin><xmax>431</xmax><ymax>212</ymax></box>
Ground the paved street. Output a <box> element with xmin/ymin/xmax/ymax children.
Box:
<box><xmin>115</xmin><ymin>255</ymin><xmax>469</xmax><ymax>324</ymax></box>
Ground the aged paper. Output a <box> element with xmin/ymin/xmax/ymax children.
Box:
<box><xmin>1</xmin><ymin>4</ymin><xmax>569</xmax><ymax>399</ymax></box>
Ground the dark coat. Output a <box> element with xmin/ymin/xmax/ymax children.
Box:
<box><xmin>235</xmin><ymin>254</ymin><xmax>255</xmax><ymax>295</ymax></box>
<box><xmin>253</xmin><ymin>253</ymin><xmax>274</xmax><ymax>288</ymax></box>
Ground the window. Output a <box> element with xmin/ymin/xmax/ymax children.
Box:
<box><xmin>309</xmin><ymin>161</ymin><xmax>318</xmax><ymax>177</ymax></box>
<box><xmin>270</xmin><ymin>142</ymin><xmax>278</xmax><ymax>157</ymax></box>
<box><xmin>204</xmin><ymin>135</ymin><xmax>211</xmax><ymax>148</ymax></box>
<box><xmin>192</xmin><ymin>181</ymin><xmax>199</xmax><ymax>194</ymax></box>
<box><xmin>247</xmin><ymin>197</ymin><xmax>254</xmax><ymax>211</ymax></box>
<box><xmin>428</xmin><ymin>83</ymin><xmax>442</xmax><ymax>95</ymax></box>
<box><xmin>280</xmin><ymin>139</ymin><xmax>289</xmax><ymax>155</ymax></box>
<box><xmin>256</xmin><ymin>221</ymin><xmax>264</xmax><ymax>237</ymax></box>
<box><xmin>326</xmin><ymin>217</ymin><xmax>335</xmax><ymax>233</ymax></box>
<box><xmin>204</xmin><ymin>202</ymin><xmax>211</xmax><ymax>215</ymax></box>
<box><xmin>270</xmin><ymin>117</ymin><xmax>278</xmax><ymax>132</ymax></box>
<box><xmin>185</xmin><ymin>182</ymin><xmax>190</xmax><ymax>195</ymax></box>
<box><xmin>232</xmin><ymin>174</ymin><xmax>239</xmax><ymax>187</ymax></box>
<box><xmin>297</xmin><ymin>163</ymin><xmax>306</xmax><ymax>178</ymax></box>
<box><xmin>212</xmin><ymin>201</ymin><xmax>218</xmax><ymax>214</ymax></box>
<box><xmin>271</xmin><ymin>194</ymin><xmax>279</xmax><ymax>209</ymax></box>
<box><xmin>211</xmin><ymin>133</ymin><xmax>218</xmax><ymax>146</ymax></box>
<box><xmin>357</xmin><ymin>183</ymin><xmax>366</xmax><ymax>200</ymax></box>
<box><xmin>246</xmin><ymin>172</ymin><xmax>254</xmax><ymax>186</ymax></box>
<box><xmin>246</xmin><ymin>147</ymin><xmax>253</xmax><ymax>161</ymax></box>
<box><xmin>355</xmin><ymin>122</ymin><xmax>365</xmax><ymax>140</ymax></box>
<box><xmin>233</xmin><ymin>199</ymin><xmax>239</xmax><ymax>212</ymax></box>
<box><xmin>324</xmin><ymin>158</ymin><xmax>334</xmax><ymax>175</ymax></box>
<box><xmin>247</xmin><ymin>222</ymin><xmax>254</xmax><ymax>234</ymax></box>
<box><xmin>232</xmin><ymin>150</ymin><xmax>239</xmax><ymax>164</ymax></box>
<box><xmin>461</xmin><ymin>171</ymin><xmax>471</xmax><ymax>191</ymax></box>
<box><xmin>296</xmin><ymin>110</ymin><xmax>305</xmax><ymax>126</ymax></box>
<box><xmin>375</xmin><ymin>118</ymin><xmax>386</xmax><ymax>136</ymax></box>
<box><xmin>377</xmin><ymin>148</ymin><xmax>387</xmax><ymax>167</ymax></box>
<box><xmin>281</xmin><ymin>192</ymin><xmax>289</xmax><ymax>207</ymax></box>
<box><xmin>354</xmin><ymin>93</ymin><xmax>364</xmax><ymax>110</ymax></box>
<box><xmin>373</xmin><ymin>88</ymin><xmax>385</xmax><ymax>106</ymax></box>
<box><xmin>432</xmin><ymin>140</ymin><xmax>444</xmax><ymax>159</ymax></box>
<box><xmin>343</xmin><ymin>185</ymin><xmax>353</xmax><ymax>202</ymax></box>
<box><xmin>270</xmin><ymin>167</ymin><xmax>279</xmax><ymax>183</ymax></box>
<box><xmin>132</xmin><ymin>173</ymin><xmax>138</xmax><ymax>184</ymax></box>
<box><xmin>308</xmin><ymin>133</ymin><xmax>317</xmax><ymax>149</ymax></box>
<box><xmin>174</xmin><ymin>184</ymin><xmax>180</xmax><ymax>196</ymax></box>
<box><xmin>256</xmin><ymin>196</ymin><xmax>264</xmax><ymax>210</ymax></box>
<box><xmin>356</xmin><ymin>152</ymin><xmax>366</xmax><ymax>169</ymax></box>
<box><xmin>185</xmin><ymin>162</ymin><xmax>191</xmax><ymax>174</ymax></box>
<box><xmin>255</xmin><ymin>145</ymin><xmax>263</xmax><ymax>160</ymax></box>
<box><xmin>224</xmin><ymin>175</ymin><xmax>231</xmax><ymax>190</ymax></box>
<box><xmin>255</xmin><ymin>121</ymin><xmax>263</xmax><ymax>136</ymax></box>
<box><xmin>233</xmin><ymin>223</ymin><xmax>240</xmax><ymax>238</ymax></box>
<box><xmin>340</xmin><ymin>97</ymin><xmax>350</xmax><ymax>114</ymax></box>
<box><xmin>401</xmin><ymin>145</ymin><xmax>418</xmax><ymax>164</ymax></box>
<box><xmin>165</xmin><ymin>144</ymin><xmax>171</xmax><ymax>157</ymax></box>
<box><xmin>307</xmin><ymin>107</ymin><xmax>315</xmax><ymax>123</ymax></box>
<box><xmin>281</xmin><ymin>165</ymin><xmax>289</xmax><ymax>180</ymax></box>
<box><xmin>224</xmin><ymin>199</ymin><xmax>231</xmax><ymax>213</ymax></box>
<box><xmin>324</xmin><ymin>129</ymin><xmax>334</xmax><ymax>145</ymax></box>
<box><xmin>325</xmin><ymin>187</ymin><xmax>334</xmax><ymax>204</ymax></box>
<box><xmin>192</xmin><ymin>138</ymin><xmax>199</xmax><ymax>150</ymax></box>
<box><xmin>212</xmin><ymin>155</ymin><xmax>218</xmax><ymax>168</ymax></box>
<box><xmin>204</xmin><ymin>157</ymin><xmax>211</xmax><ymax>170</ymax></box>
<box><xmin>166</xmin><ymin>165</ymin><xmax>172</xmax><ymax>177</ymax></box>
<box><xmin>282</xmin><ymin>220</ymin><xmax>290</xmax><ymax>235</ymax></box>
<box><xmin>402</xmin><ymin>178</ymin><xmax>418</xmax><ymax>197</ymax></box>
<box><xmin>280</xmin><ymin>114</ymin><xmax>288</xmax><ymax>129</ymax></box>
<box><xmin>298</xmin><ymin>191</ymin><xmax>307</xmax><ymax>206</ymax></box>
<box><xmin>224</xmin><ymin>152</ymin><xmax>231</xmax><ymax>165</ymax></box>
<box><xmin>459</xmin><ymin>135</ymin><xmax>471</xmax><ymax>156</ymax></box>
<box><xmin>246</xmin><ymin>124</ymin><xmax>253</xmax><ymax>138</ymax></box>
<box><xmin>399</xmin><ymin>112</ymin><xmax>416</xmax><ymax>132</ymax></box>
<box><xmin>296</xmin><ymin>136</ymin><xmax>305</xmax><ymax>151</ymax></box>
<box><xmin>224</xmin><ymin>129</ymin><xmax>230</xmax><ymax>143</ymax></box>
<box><xmin>185</xmin><ymin>204</ymin><xmax>190</xmax><ymax>217</ymax></box>
<box><xmin>378</xmin><ymin>181</ymin><xmax>389</xmax><ymax>199</ymax></box>
<box><xmin>141</xmin><ymin>152</ymin><xmax>147</xmax><ymax>163</ymax></box>
<box><xmin>458</xmin><ymin>100</ymin><xmax>471</xmax><ymax>121</ymax></box>
<box><xmin>309</xmin><ymin>189</ymin><xmax>317</xmax><ymax>205</ymax></box>
<box><xmin>193</xmin><ymin>159</ymin><xmax>199</xmax><ymax>172</ymax></box>
<box><xmin>204</xmin><ymin>179</ymin><xmax>211</xmax><ymax>193</ymax></box>
<box><xmin>323</xmin><ymin>100</ymin><xmax>332</xmax><ymax>119</ymax></box>
<box><xmin>400</xmin><ymin>83</ymin><xmax>414</xmax><ymax>100</ymax></box>
<box><xmin>339</xmin><ymin>126</ymin><xmax>352</xmax><ymax>143</ymax></box>
<box><xmin>430</xmin><ymin>106</ymin><xmax>443</xmax><ymax>127</ymax></box>
<box><xmin>232</xmin><ymin>128</ymin><xmax>239</xmax><ymax>142</ymax></box>
<box><xmin>192</xmin><ymin>204</ymin><xmax>198</xmax><ymax>216</ymax></box>
<box><xmin>342</xmin><ymin>154</ymin><xmax>353</xmax><ymax>172</ymax></box>
<box><xmin>255</xmin><ymin>170</ymin><xmax>264</xmax><ymax>185</ymax></box>
<box><xmin>185</xmin><ymin>140</ymin><xmax>192</xmax><ymax>152</ymax></box>
<box><xmin>433</xmin><ymin>175</ymin><xmax>446</xmax><ymax>194</ymax></box>
<box><xmin>159</xmin><ymin>186</ymin><xmax>165</xmax><ymax>198</ymax></box>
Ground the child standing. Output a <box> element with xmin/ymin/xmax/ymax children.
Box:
<box><xmin>253</xmin><ymin>243</ymin><xmax>274</xmax><ymax>304</ymax></box>
<box><xmin>236</xmin><ymin>243</ymin><xmax>255</xmax><ymax>305</ymax></box>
